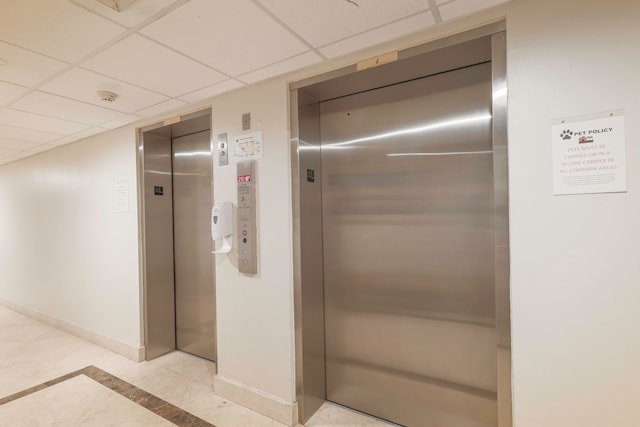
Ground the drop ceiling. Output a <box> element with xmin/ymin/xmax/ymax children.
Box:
<box><xmin>0</xmin><ymin>0</ymin><xmax>509</xmax><ymax>165</ymax></box>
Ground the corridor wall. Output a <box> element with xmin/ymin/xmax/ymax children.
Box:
<box><xmin>0</xmin><ymin>0</ymin><xmax>638</xmax><ymax>425</ymax></box>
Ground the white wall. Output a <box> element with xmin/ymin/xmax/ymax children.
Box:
<box><xmin>265</xmin><ymin>0</ymin><xmax>640</xmax><ymax>422</ymax></box>
<box><xmin>507</xmin><ymin>0</ymin><xmax>640</xmax><ymax>426</ymax></box>
<box><xmin>0</xmin><ymin>126</ymin><xmax>141</xmax><ymax>352</ymax></box>
<box><xmin>0</xmin><ymin>0</ymin><xmax>639</xmax><ymax>425</ymax></box>
<box><xmin>209</xmin><ymin>80</ymin><xmax>295</xmax><ymax>402</ymax></box>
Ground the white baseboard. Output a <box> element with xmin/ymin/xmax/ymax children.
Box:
<box><xmin>0</xmin><ymin>298</ymin><xmax>144</xmax><ymax>362</ymax></box>
<box><xmin>214</xmin><ymin>375</ymin><xmax>298</xmax><ymax>426</ymax></box>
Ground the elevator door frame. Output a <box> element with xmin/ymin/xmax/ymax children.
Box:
<box><xmin>137</xmin><ymin>109</ymin><xmax>218</xmax><ymax>363</ymax></box>
<box><xmin>290</xmin><ymin>23</ymin><xmax>511</xmax><ymax>426</ymax></box>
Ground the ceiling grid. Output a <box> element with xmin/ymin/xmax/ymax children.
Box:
<box><xmin>0</xmin><ymin>0</ymin><xmax>509</xmax><ymax>165</ymax></box>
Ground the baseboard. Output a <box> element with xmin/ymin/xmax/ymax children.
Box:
<box><xmin>0</xmin><ymin>298</ymin><xmax>144</xmax><ymax>362</ymax></box>
<box><xmin>213</xmin><ymin>375</ymin><xmax>298</xmax><ymax>426</ymax></box>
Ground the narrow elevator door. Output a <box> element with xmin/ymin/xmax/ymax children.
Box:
<box><xmin>172</xmin><ymin>130</ymin><xmax>216</xmax><ymax>361</ymax></box>
<box><xmin>321</xmin><ymin>62</ymin><xmax>497</xmax><ymax>426</ymax></box>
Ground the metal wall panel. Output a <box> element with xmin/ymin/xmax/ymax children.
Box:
<box><xmin>172</xmin><ymin>130</ymin><xmax>216</xmax><ymax>361</ymax></box>
<box><xmin>491</xmin><ymin>32</ymin><xmax>512</xmax><ymax>427</ymax></box>
<box><xmin>292</xmin><ymin>90</ymin><xmax>326</xmax><ymax>421</ymax></box>
<box><xmin>320</xmin><ymin>63</ymin><xmax>497</xmax><ymax>427</ymax></box>
<box><xmin>142</xmin><ymin>132</ymin><xmax>176</xmax><ymax>360</ymax></box>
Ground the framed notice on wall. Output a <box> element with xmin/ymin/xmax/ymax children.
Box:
<box><xmin>114</xmin><ymin>180</ymin><xmax>129</xmax><ymax>213</ymax></box>
<box><xmin>231</xmin><ymin>131</ymin><xmax>262</xmax><ymax>163</ymax></box>
<box><xmin>551</xmin><ymin>111</ymin><xmax>627</xmax><ymax>195</ymax></box>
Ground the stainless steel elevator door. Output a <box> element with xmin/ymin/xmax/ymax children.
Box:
<box><xmin>172</xmin><ymin>131</ymin><xmax>216</xmax><ymax>361</ymax></box>
<box><xmin>321</xmin><ymin>63</ymin><xmax>497</xmax><ymax>427</ymax></box>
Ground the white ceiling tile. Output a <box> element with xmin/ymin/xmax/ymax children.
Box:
<box><xmin>178</xmin><ymin>80</ymin><xmax>246</xmax><ymax>104</ymax></box>
<box><xmin>0</xmin><ymin>0</ymin><xmax>126</xmax><ymax>62</ymax></box>
<box><xmin>48</xmin><ymin>135</ymin><xmax>80</xmax><ymax>147</ymax></box>
<box><xmin>0</xmin><ymin>81</ymin><xmax>29</xmax><ymax>107</ymax></box>
<box><xmin>100</xmin><ymin>114</ymin><xmax>142</xmax><ymax>130</ymax></box>
<box><xmin>0</xmin><ymin>109</ymin><xmax>90</xmax><ymax>136</ymax></box>
<box><xmin>40</xmin><ymin>67</ymin><xmax>170</xmax><ymax>113</ymax></box>
<box><xmin>6</xmin><ymin>151</ymin><xmax>36</xmax><ymax>162</ymax></box>
<box><xmin>0</xmin><ymin>137</ymin><xmax>41</xmax><ymax>151</ymax></box>
<box><xmin>12</xmin><ymin>91</ymin><xmax>126</xmax><ymax>127</ymax></box>
<box><xmin>141</xmin><ymin>0</ymin><xmax>309</xmax><ymax>76</ymax></box>
<box><xmin>0</xmin><ymin>157</ymin><xmax>15</xmax><ymax>166</ymax></box>
<box><xmin>0</xmin><ymin>156</ymin><xmax>17</xmax><ymax>166</ymax></box>
<box><xmin>69</xmin><ymin>0</ymin><xmax>177</xmax><ymax>28</ymax></box>
<box><xmin>0</xmin><ymin>124</ymin><xmax>61</xmax><ymax>144</ymax></box>
<box><xmin>320</xmin><ymin>12</ymin><xmax>435</xmax><ymax>59</ymax></box>
<box><xmin>239</xmin><ymin>52</ymin><xmax>323</xmax><ymax>84</ymax></box>
<box><xmin>49</xmin><ymin>127</ymin><xmax>107</xmax><ymax>147</ymax></box>
<box><xmin>68</xmin><ymin>127</ymin><xmax>107</xmax><ymax>140</ymax></box>
<box><xmin>438</xmin><ymin>0</ymin><xmax>510</xmax><ymax>21</ymax></box>
<box><xmin>26</xmin><ymin>144</ymin><xmax>57</xmax><ymax>154</ymax></box>
<box><xmin>257</xmin><ymin>0</ymin><xmax>430</xmax><ymax>48</ymax></box>
<box><xmin>0</xmin><ymin>42</ymin><xmax>68</xmax><ymax>87</ymax></box>
<box><xmin>82</xmin><ymin>35</ymin><xmax>226</xmax><ymax>97</ymax></box>
<box><xmin>0</xmin><ymin>147</ymin><xmax>21</xmax><ymax>156</ymax></box>
<box><xmin>135</xmin><ymin>99</ymin><xmax>188</xmax><ymax>118</ymax></box>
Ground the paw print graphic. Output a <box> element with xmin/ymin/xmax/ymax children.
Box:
<box><xmin>560</xmin><ymin>130</ymin><xmax>573</xmax><ymax>140</ymax></box>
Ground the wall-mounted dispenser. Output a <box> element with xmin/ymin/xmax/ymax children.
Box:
<box><xmin>211</xmin><ymin>201</ymin><xmax>233</xmax><ymax>254</ymax></box>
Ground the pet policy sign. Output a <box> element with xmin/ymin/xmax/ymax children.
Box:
<box><xmin>551</xmin><ymin>111</ymin><xmax>627</xmax><ymax>195</ymax></box>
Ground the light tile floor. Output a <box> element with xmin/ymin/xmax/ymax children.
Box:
<box><xmin>0</xmin><ymin>305</ymin><xmax>393</xmax><ymax>426</ymax></box>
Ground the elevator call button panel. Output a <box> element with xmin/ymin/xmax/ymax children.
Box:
<box><xmin>237</xmin><ymin>160</ymin><xmax>257</xmax><ymax>274</ymax></box>
<box><xmin>217</xmin><ymin>133</ymin><xmax>228</xmax><ymax>166</ymax></box>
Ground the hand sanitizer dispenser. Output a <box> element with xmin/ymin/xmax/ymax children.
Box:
<box><xmin>211</xmin><ymin>201</ymin><xmax>233</xmax><ymax>254</ymax></box>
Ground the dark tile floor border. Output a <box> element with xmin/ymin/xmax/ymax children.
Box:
<box><xmin>0</xmin><ymin>365</ymin><xmax>215</xmax><ymax>427</ymax></box>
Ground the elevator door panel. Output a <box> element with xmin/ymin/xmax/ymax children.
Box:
<box><xmin>142</xmin><ymin>133</ymin><xmax>175</xmax><ymax>360</ymax></box>
<box><xmin>173</xmin><ymin>131</ymin><xmax>215</xmax><ymax>361</ymax></box>
<box><xmin>321</xmin><ymin>63</ymin><xmax>497</xmax><ymax>427</ymax></box>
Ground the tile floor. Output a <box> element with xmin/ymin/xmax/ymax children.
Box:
<box><xmin>0</xmin><ymin>305</ymin><xmax>394</xmax><ymax>426</ymax></box>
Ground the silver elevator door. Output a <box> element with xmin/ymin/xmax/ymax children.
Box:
<box><xmin>172</xmin><ymin>130</ymin><xmax>216</xmax><ymax>361</ymax></box>
<box><xmin>321</xmin><ymin>62</ymin><xmax>497</xmax><ymax>427</ymax></box>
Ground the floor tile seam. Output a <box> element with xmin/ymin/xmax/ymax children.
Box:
<box><xmin>150</xmin><ymin>360</ymin><xmax>212</xmax><ymax>380</ymax></box>
<box><xmin>170</xmin><ymin>370</ymin><xmax>216</xmax><ymax>389</ymax></box>
<box><xmin>125</xmin><ymin>361</ymin><xmax>212</xmax><ymax>391</ymax></box>
<box><xmin>83</xmin><ymin>365</ymin><xmax>217</xmax><ymax>427</ymax></box>
<box><xmin>0</xmin><ymin>364</ymin><xmax>217</xmax><ymax>427</ymax></box>
<box><xmin>0</xmin><ymin>367</ymin><xmax>93</xmax><ymax>405</ymax></box>
<box><xmin>184</xmin><ymin>374</ymin><xmax>215</xmax><ymax>389</ymax></box>
<box><xmin>178</xmin><ymin>377</ymin><xmax>193</xmax><ymax>408</ymax></box>
<box><xmin>0</xmin><ymin>383</ymin><xmax>48</xmax><ymax>405</ymax></box>
<box><xmin>71</xmin><ymin>397</ymin><xmax>90</xmax><ymax>427</ymax></box>
<box><xmin>146</xmin><ymin>362</ymin><xmax>191</xmax><ymax>379</ymax></box>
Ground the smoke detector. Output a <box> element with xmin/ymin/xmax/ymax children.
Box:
<box><xmin>96</xmin><ymin>0</ymin><xmax>137</xmax><ymax>12</ymax></box>
<box><xmin>97</xmin><ymin>90</ymin><xmax>118</xmax><ymax>103</ymax></box>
